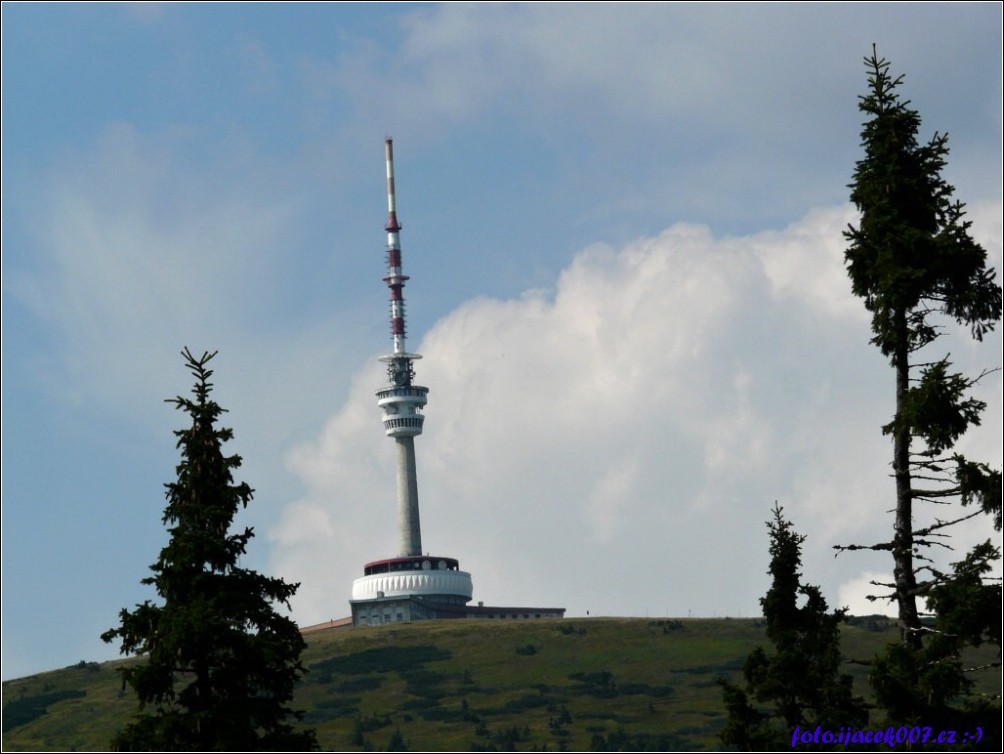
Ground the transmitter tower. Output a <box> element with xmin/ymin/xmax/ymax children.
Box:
<box><xmin>350</xmin><ymin>139</ymin><xmax>474</xmax><ymax>625</ymax></box>
<box><xmin>377</xmin><ymin>136</ymin><xmax>427</xmax><ymax>557</ymax></box>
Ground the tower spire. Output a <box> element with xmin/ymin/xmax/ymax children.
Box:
<box><xmin>384</xmin><ymin>137</ymin><xmax>409</xmax><ymax>362</ymax></box>
<box><xmin>377</xmin><ymin>138</ymin><xmax>428</xmax><ymax>557</ymax></box>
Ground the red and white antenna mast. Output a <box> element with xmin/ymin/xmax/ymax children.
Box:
<box><xmin>384</xmin><ymin>138</ymin><xmax>409</xmax><ymax>359</ymax></box>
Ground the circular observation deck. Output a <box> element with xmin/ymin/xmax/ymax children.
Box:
<box><xmin>351</xmin><ymin>555</ymin><xmax>473</xmax><ymax>602</ymax></box>
<box><xmin>376</xmin><ymin>385</ymin><xmax>428</xmax><ymax>438</ymax></box>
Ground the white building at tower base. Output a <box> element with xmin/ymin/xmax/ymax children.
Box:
<box><xmin>349</xmin><ymin>554</ymin><xmax>564</xmax><ymax>626</ymax></box>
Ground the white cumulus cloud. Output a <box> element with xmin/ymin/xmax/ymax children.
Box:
<box><xmin>271</xmin><ymin>202</ymin><xmax>1000</xmax><ymax>625</ymax></box>
<box><xmin>838</xmin><ymin>572</ymin><xmax>897</xmax><ymax>617</ymax></box>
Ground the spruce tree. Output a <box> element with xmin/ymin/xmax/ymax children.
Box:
<box><xmin>720</xmin><ymin>504</ymin><xmax>866</xmax><ymax>750</ymax></box>
<box><xmin>840</xmin><ymin>47</ymin><xmax>1001</xmax><ymax>736</ymax></box>
<box><xmin>102</xmin><ymin>349</ymin><xmax>318</xmax><ymax>751</ymax></box>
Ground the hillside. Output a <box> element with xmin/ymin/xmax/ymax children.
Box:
<box><xmin>2</xmin><ymin>616</ymin><xmax>995</xmax><ymax>751</ymax></box>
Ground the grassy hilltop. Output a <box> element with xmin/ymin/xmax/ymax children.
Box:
<box><xmin>3</xmin><ymin>615</ymin><xmax>989</xmax><ymax>752</ymax></box>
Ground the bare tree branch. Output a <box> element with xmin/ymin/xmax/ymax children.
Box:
<box><xmin>833</xmin><ymin>541</ymin><xmax>894</xmax><ymax>556</ymax></box>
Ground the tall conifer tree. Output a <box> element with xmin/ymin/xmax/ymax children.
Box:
<box><xmin>102</xmin><ymin>349</ymin><xmax>317</xmax><ymax>751</ymax></box>
<box><xmin>841</xmin><ymin>48</ymin><xmax>1001</xmax><ymax>734</ymax></box>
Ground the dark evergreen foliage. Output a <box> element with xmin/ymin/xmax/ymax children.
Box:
<box><xmin>101</xmin><ymin>349</ymin><xmax>318</xmax><ymax>751</ymax></box>
<box><xmin>841</xmin><ymin>47</ymin><xmax>1002</xmax><ymax>741</ymax></box>
<box><xmin>719</xmin><ymin>505</ymin><xmax>866</xmax><ymax>750</ymax></box>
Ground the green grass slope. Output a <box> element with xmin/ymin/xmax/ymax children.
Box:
<box><xmin>3</xmin><ymin>616</ymin><xmax>995</xmax><ymax>751</ymax></box>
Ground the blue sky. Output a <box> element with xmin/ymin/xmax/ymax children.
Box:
<box><xmin>2</xmin><ymin>3</ymin><xmax>1001</xmax><ymax>681</ymax></box>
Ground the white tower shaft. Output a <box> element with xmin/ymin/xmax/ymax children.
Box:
<box><xmin>395</xmin><ymin>436</ymin><xmax>422</xmax><ymax>556</ymax></box>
